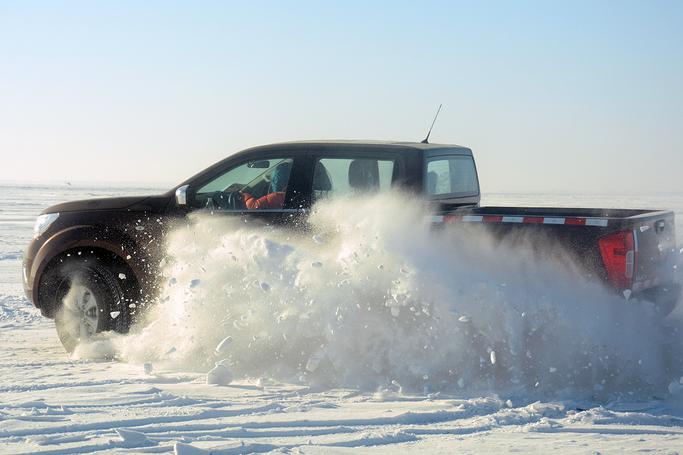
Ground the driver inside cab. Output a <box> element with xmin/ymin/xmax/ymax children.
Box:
<box><xmin>240</xmin><ymin>162</ymin><xmax>291</xmax><ymax>210</ymax></box>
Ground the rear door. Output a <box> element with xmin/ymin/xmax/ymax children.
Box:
<box><xmin>306</xmin><ymin>148</ymin><xmax>404</xmax><ymax>206</ymax></box>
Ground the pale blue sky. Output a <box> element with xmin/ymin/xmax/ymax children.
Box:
<box><xmin>1</xmin><ymin>1</ymin><xmax>681</xmax><ymax>192</ymax></box>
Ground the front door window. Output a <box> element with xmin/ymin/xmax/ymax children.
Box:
<box><xmin>192</xmin><ymin>158</ymin><xmax>293</xmax><ymax>210</ymax></box>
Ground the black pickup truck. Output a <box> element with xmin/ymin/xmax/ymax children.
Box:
<box><xmin>23</xmin><ymin>141</ymin><xmax>680</xmax><ymax>351</ymax></box>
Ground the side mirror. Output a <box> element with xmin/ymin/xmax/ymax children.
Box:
<box><xmin>175</xmin><ymin>185</ymin><xmax>189</xmax><ymax>206</ymax></box>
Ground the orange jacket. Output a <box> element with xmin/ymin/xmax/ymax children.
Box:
<box><xmin>241</xmin><ymin>192</ymin><xmax>285</xmax><ymax>210</ymax></box>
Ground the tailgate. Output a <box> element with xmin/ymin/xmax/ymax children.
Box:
<box><xmin>631</xmin><ymin>211</ymin><xmax>677</xmax><ymax>292</ymax></box>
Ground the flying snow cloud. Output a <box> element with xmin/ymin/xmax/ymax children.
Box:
<box><xmin>77</xmin><ymin>192</ymin><xmax>683</xmax><ymax>401</ymax></box>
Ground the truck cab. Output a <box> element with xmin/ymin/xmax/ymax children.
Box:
<box><xmin>172</xmin><ymin>140</ymin><xmax>480</xmax><ymax>215</ymax></box>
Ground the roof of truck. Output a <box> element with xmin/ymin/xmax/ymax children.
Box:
<box><xmin>246</xmin><ymin>140</ymin><xmax>472</xmax><ymax>155</ymax></box>
<box><xmin>177</xmin><ymin>140</ymin><xmax>474</xmax><ymax>190</ymax></box>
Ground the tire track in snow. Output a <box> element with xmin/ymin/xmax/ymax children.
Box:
<box><xmin>1</xmin><ymin>393</ymin><xmax>561</xmax><ymax>453</ymax></box>
<box><xmin>0</xmin><ymin>373</ymin><xmax>201</xmax><ymax>393</ymax></box>
<box><xmin>0</xmin><ymin>402</ymin><xmax>285</xmax><ymax>439</ymax></box>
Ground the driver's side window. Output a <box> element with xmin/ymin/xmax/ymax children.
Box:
<box><xmin>192</xmin><ymin>158</ymin><xmax>293</xmax><ymax>210</ymax></box>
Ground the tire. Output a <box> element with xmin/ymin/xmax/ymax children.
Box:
<box><xmin>47</xmin><ymin>256</ymin><xmax>130</xmax><ymax>353</ymax></box>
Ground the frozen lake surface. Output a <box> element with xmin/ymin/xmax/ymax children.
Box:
<box><xmin>1</xmin><ymin>183</ymin><xmax>682</xmax><ymax>454</ymax></box>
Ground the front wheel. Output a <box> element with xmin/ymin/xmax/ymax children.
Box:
<box><xmin>48</xmin><ymin>258</ymin><xmax>130</xmax><ymax>353</ymax></box>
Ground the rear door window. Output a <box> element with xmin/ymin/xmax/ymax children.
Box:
<box><xmin>426</xmin><ymin>156</ymin><xmax>478</xmax><ymax>197</ymax></box>
<box><xmin>312</xmin><ymin>157</ymin><xmax>396</xmax><ymax>202</ymax></box>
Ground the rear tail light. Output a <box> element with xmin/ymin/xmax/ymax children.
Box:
<box><xmin>599</xmin><ymin>230</ymin><xmax>636</xmax><ymax>290</ymax></box>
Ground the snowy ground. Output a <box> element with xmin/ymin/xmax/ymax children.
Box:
<box><xmin>1</xmin><ymin>184</ymin><xmax>683</xmax><ymax>454</ymax></box>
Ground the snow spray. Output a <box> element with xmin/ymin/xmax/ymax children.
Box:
<box><xmin>106</xmin><ymin>193</ymin><xmax>682</xmax><ymax>400</ymax></box>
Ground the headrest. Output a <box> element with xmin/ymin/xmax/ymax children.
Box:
<box><xmin>313</xmin><ymin>162</ymin><xmax>332</xmax><ymax>191</ymax></box>
<box><xmin>427</xmin><ymin>171</ymin><xmax>438</xmax><ymax>194</ymax></box>
<box><xmin>348</xmin><ymin>159</ymin><xmax>379</xmax><ymax>191</ymax></box>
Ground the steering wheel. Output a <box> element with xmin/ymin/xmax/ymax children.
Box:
<box><xmin>208</xmin><ymin>191</ymin><xmax>246</xmax><ymax>210</ymax></box>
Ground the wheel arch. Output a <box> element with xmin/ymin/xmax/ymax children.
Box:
<box><xmin>33</xmin><ymin>226</ymin><xmax>147</xmax><ymax>318</ymax></box>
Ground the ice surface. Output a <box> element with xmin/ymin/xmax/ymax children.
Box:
<box><xmin>1</xmin><ymin>184</ymin><xmax>683</xmax><ymax>453</ymax></box>
<box><xmin>0</xmin><ymin>252</ymin><xmax>22</xmax><ymax>261</ymax></box>
<box><xmin>174</xmin><ymin>442</ymin><xmax>208</xmax><ymax>455</ymax></box>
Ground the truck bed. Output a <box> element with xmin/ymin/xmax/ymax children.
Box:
<box><xmin>434</xmin><ymin>205</ymin><xmax>679</xmax><ymax>314</ymax></box>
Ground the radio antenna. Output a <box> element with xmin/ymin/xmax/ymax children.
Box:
<box><xmin>421</xmin><ymin>104</ymin><xmax>442</xmax><ymax>144</ymax></box>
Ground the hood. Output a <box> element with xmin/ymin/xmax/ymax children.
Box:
<box><xmin>41</xmin><ymin>195</ymin><xmax>170</xmax><ymax>214</ymax></box>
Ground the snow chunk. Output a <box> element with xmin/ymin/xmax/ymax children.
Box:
<box><xmin>490</xmin><ymin>351</ymin><xmax>497</xmax><ymax>365</ymax></box>
<box><xmin>110</xmin><ymin>311</ymin><xmax>120</xmax><ymax>319</ymax></box>
<box><xmin>215</xmin><ymin>336</ymin><xmax>233</xmax><ymax>353</ymax></box>
<box><xmin>118</xmin><ymin>273</ymin><xmax>126</xmax><ymax>280</ymax></box>
<box><xmin>306</xmin><ymin>352</ymin><xmax>324</xmax><ymax>372</ymax></box>
<box><xmin>206</xmin><ymin>363</ymin><xmax>233</xmax><ymax>385</ymax></box>
<box><xmin>668</xmin><ymin>380</ymin><xmax>683</xmax><ymax>395</ymax></box>
<box><xmin>114</xmin><ymin>428</ymin><xmax>155</xmax><ymax>448</ymax></box>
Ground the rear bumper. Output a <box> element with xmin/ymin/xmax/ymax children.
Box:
<box><xmin>636</xmin><ymin>283</ymin><xmax>681</xmax><ymax>316</ymax></box>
